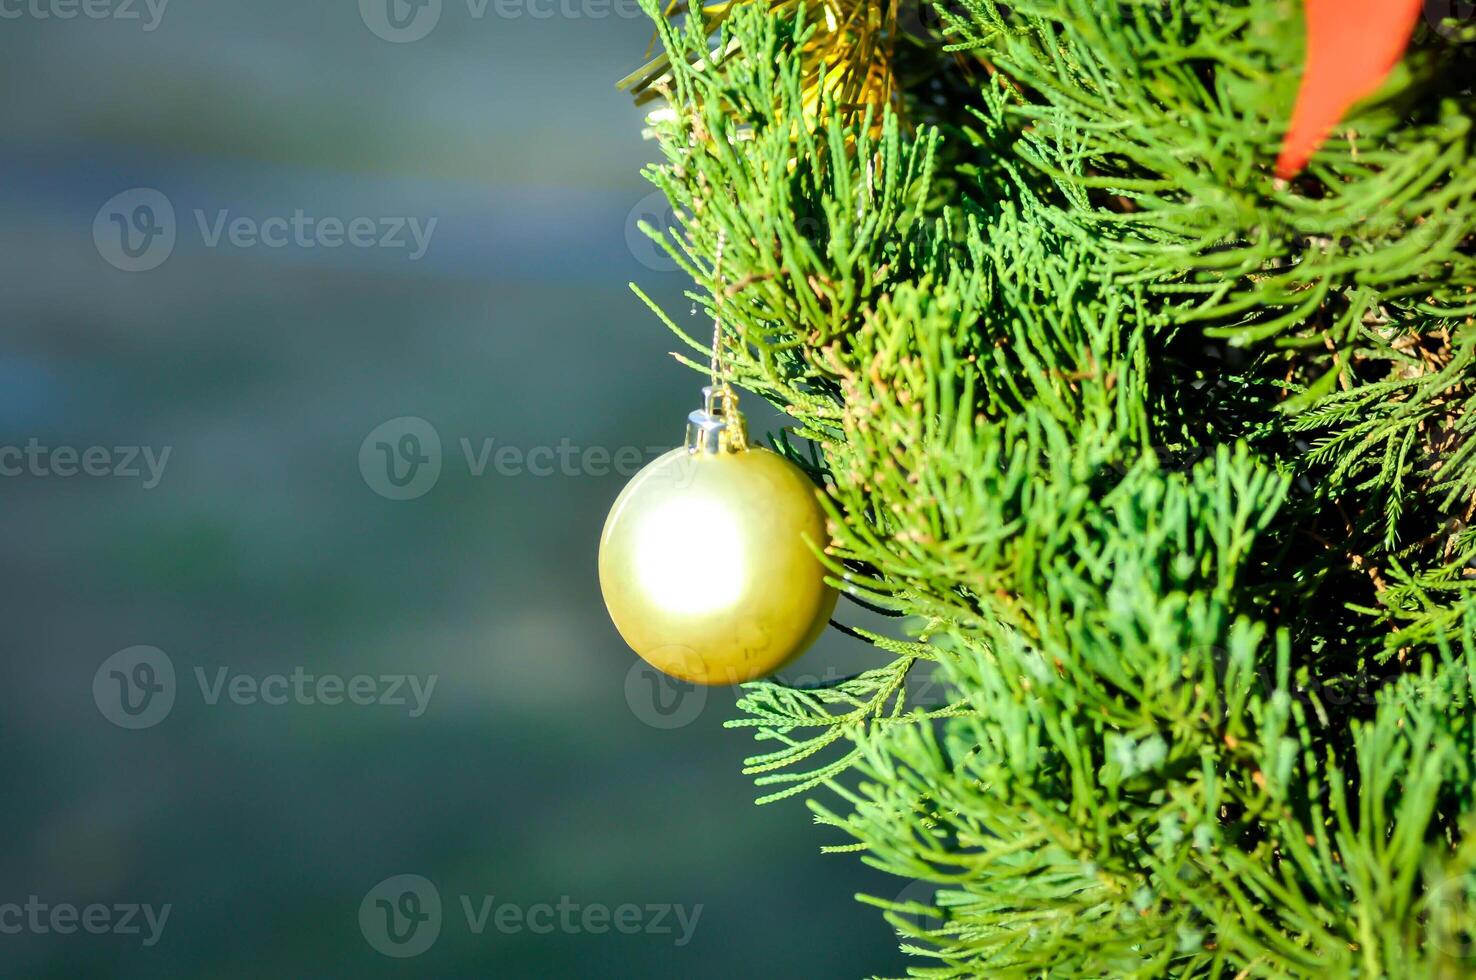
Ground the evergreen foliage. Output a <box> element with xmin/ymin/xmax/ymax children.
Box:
<box><xmin>627</xmin><ymin>3</ymin><xmax>1476</xmax><ymax>974</ymax></box>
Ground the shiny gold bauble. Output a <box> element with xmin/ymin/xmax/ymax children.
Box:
<box><xmin>599</xmin><ymin>388</ymin><xmax>837</xmax><ymax>685</ymax></box>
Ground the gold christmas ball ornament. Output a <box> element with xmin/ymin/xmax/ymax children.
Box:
<box><xmin>599</xmin><ymin>386</ymin><xmax>838</xmax><ymax>685</ymax></box>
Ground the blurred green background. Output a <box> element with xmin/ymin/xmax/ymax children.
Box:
<box><xmin>0</xmin><ymin>1</ymin><xmax>914</xmax><ymax>975</ymax></box>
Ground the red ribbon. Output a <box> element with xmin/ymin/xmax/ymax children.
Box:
<box><xmin>1275</xmin><ymin>0</ymin><xmax>1422</xmax><ymax>178</ymax></box>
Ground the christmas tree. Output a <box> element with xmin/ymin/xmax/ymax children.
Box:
<box><xmin>622</xmin><ymin>2</ymin><xmax>1476</xmax><ymax>974</ymax></box>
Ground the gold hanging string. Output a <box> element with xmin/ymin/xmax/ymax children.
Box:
<box><xmin>618</xmin><ymin>0</ymin><xmax>900</xmax><ymax>137</ymax></box>
<box><xmin>710</xmin><ymin>229</ymin><xmax>728</xmax><ymax>392</ymax></box>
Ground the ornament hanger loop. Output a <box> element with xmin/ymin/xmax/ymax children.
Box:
<box><xmin>686</xmin><ymin>228</ymin><xmax>748</xmax><ymax>455</ymax></box>
<box><xmin>709</xmin><ymin>228</ymin><xmax>729</xmax><ymax>391</ymax></box>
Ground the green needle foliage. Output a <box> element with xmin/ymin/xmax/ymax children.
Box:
<box><xmin>626</xmin><ymin>2</ymin><xmax>1476</xmax><ymax>974</ymax></box>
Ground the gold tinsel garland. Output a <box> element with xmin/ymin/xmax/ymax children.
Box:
<box><xmin>618</xmin><ymin>0</ymin><xmax>899</xmax><ymax>134</ymax></box>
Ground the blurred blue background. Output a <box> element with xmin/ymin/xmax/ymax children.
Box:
<box><xmin>0</xmin><ymin>1</ymin><xmax>914</xmax><ymax>975</ymax></box>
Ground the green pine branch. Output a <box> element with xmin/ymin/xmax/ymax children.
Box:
<box><xmin>625</xmin><ymin>1</ymin><xmax>1476</xmax><ymax>974</ymax></box>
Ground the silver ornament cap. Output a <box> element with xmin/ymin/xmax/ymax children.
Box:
<box><xmin>685</xmin><ymin>385</ymin><xmax>749</xmax><ymax>455</ymax></box>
